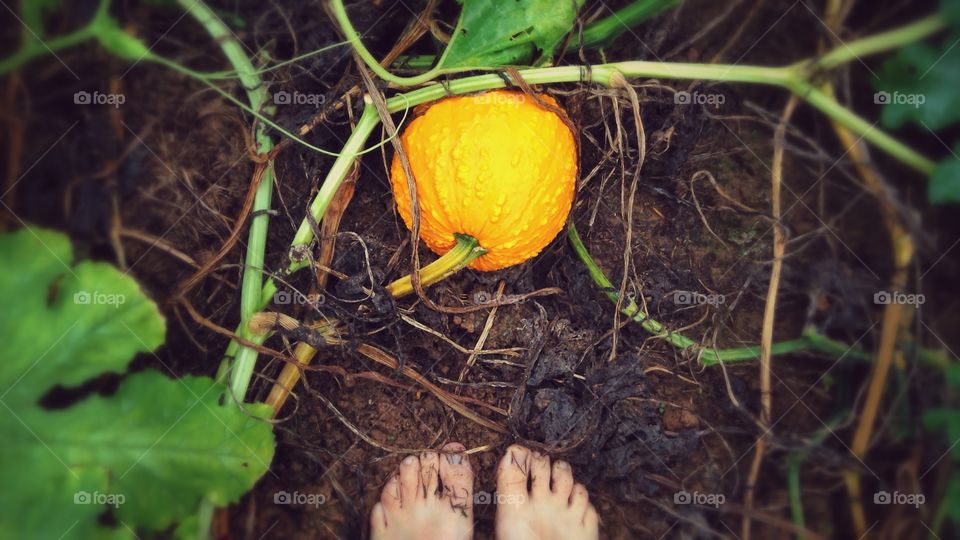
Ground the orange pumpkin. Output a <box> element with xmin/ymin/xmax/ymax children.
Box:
<box><xmin>389</xmin><ymin>90</ymin><xmax>577</xmax><ymax>272</ymax></box>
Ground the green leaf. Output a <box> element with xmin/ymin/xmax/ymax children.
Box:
<box><xmin>946</xmin><ymin>475</ymin><xmax>960</xmax><ymax>525</ymax></box>
<box><xmin>439</xmin><ymin>0</ymin><xmax>586</xmax><ymax>69</ymax></box>
<box><xmin>929</xmin><ymin>150</ymin><xmax>960</xmax><ymax>203</ymax></box>
<box><xmin>941</xmin><ymin>0</ymin><xmax>960</xmax><ymax>25</ymax></box>
<box><xmin>0</xmin><ymin>227</ymin><xmax>165</xmax><ymax>404</ymax></box>
<box><xmin>0</xmin><ymin>227</ymin><xmax>275</xmax><ymax>538</ymax></box>
<box><xmin>875</xmin><ymin>36</ymin><xmax>960</xmax><ymax>131</ymax></box>
<box><xmin>1</xmin><ymin>373</ymin><xmax>275</xmax><ymax>534</ymax></box>
<box><xmin>923</xmin><ymin>408</ymin><xmax>960</xmax><ymax>459</ymax></box>
<box><xmin>875</xmin><ymin>4</ymin><xmax>960</xmax><ymax>204</ymax></box>
<box><xmin>945</xmin><ymin>363</ymin><xmax>960</xmax><ymax>387</ymax></box>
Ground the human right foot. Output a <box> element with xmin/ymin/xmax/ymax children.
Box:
<box><xmin>494</xmin><ymin>444</ymin><xmax>599</xmax><ymax>540</ymax></box>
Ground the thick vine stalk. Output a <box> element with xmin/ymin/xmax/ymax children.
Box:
<box><xmin>177</xmin><ymin>0</ymin><xmax>277</xmax><ymax>401</ymax></box>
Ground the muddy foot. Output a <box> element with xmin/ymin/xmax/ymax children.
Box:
<box><xmin>495</xmin><ymin>444</ymin><xmax>599</xmax><ymax>540</ymax></box>
<box><xmin>370</xmin><ymin>442</ymin><xmax>474</xmax><ymax>540</ymax></box>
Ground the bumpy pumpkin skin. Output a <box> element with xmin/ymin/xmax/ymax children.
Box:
<box><xmin>390</xmin><ymin>90</ymin><xmax>577</xmax><ymax>271</ymax></box>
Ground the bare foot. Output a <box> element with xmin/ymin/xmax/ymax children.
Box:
<box><xmin>370</xmin><ymin>442</ymin><xmax>474</xmax><ymax>540</ymax></box>
<box><xmin>495</xmin><ymin>444</ymin><xmax>599</xmax><ymax>540</ymax></box>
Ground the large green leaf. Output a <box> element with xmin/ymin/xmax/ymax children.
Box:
<box><xmin>0</xmin><ymin>227</ymin><xmax>275</xmax><ymax>539</ymax></box>
<box><xmin>439</xmin><ymin>0</ymin><xmax>586</xmax><ymax>69</ymax></box>
<box><xmin>0</xmin><ymin>227</ymin><xmax>165</xmax><ymax>404</ymax></box>
<box><xmin>1</xmin><ymin>372</ymin><xmax>275</xmax><ymax>536</ymax></box>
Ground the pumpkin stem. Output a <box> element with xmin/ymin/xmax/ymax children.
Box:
<box><xmin>385</xmin><ymin>234</ymin><xmax>486</xmax><ymax>297</ymax></box>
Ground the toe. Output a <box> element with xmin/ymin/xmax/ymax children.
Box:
<box><xmin>497</xmin><ymin>444</ymin><xmax>531</xmax><ymax>498</ymax></box>
<box><xmin>380</xmin><ymin>474</ymin><xmax>402</xmax><ymax>511</ymax></box>
<box><xmin>370</xmin><ymin>502</ymin><xmax>387</xmax><ymax>537</ymax></box>
<box><xmin>569</xmin><ymin>482</ymin><xmax>590</xmax><ymax>511</ymax></box>
<box><xmin>529</xmin><ymin>451</ymin><xmax>552</xmax><ymax>497</ymax></box>
<box><xmin>420</xmin><ymin>450</ymin><xmax>440</xmax><ymax>498</ymax></box>
<box><xmin>583</xmin><ymin>504</ymin><xmax>600</xmax><ymax>538</ymax></box>
<box><xmin>551</xmin><ymin>460</ymin><xmax>575</xmax><ymax>499</ymax></box>
<box><xmin>398</xmin><ymin>454</ymin><xmax>422</xmax><ymax>505</ymax></box>
<box><xmin>438</xmin><ymin>442</ymin><xmax>474</xmax><ymax>514</ymax></box>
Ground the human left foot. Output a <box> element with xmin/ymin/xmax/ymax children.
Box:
<box><xmin>370</xmin><ymin>442</ymin><xmax>474</xmax><ymax>540</ymax></box>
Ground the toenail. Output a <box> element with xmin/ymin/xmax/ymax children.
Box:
<box><xmin>445</xmin><ymin>452</ymin><xmax>464</xmax><ymax>465</ymax></box>
<box><xmin>422</xmin><ymin>451</ymin><xmax>437</xmax><ymax>460</ymax></box>
<box><xmin>403</xmin><ymin>455</ymin><xmax>417</xmax><ymax>465</ymax></box>
<box><xmin>532</xmin><ymin>451</ymin><xmax>541</xmax><ymax>458</ymax></box>
<box><xmin>556</xmin><ymin>461</ymin><xmax>569</xmax><ymax>469</ymax></box>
